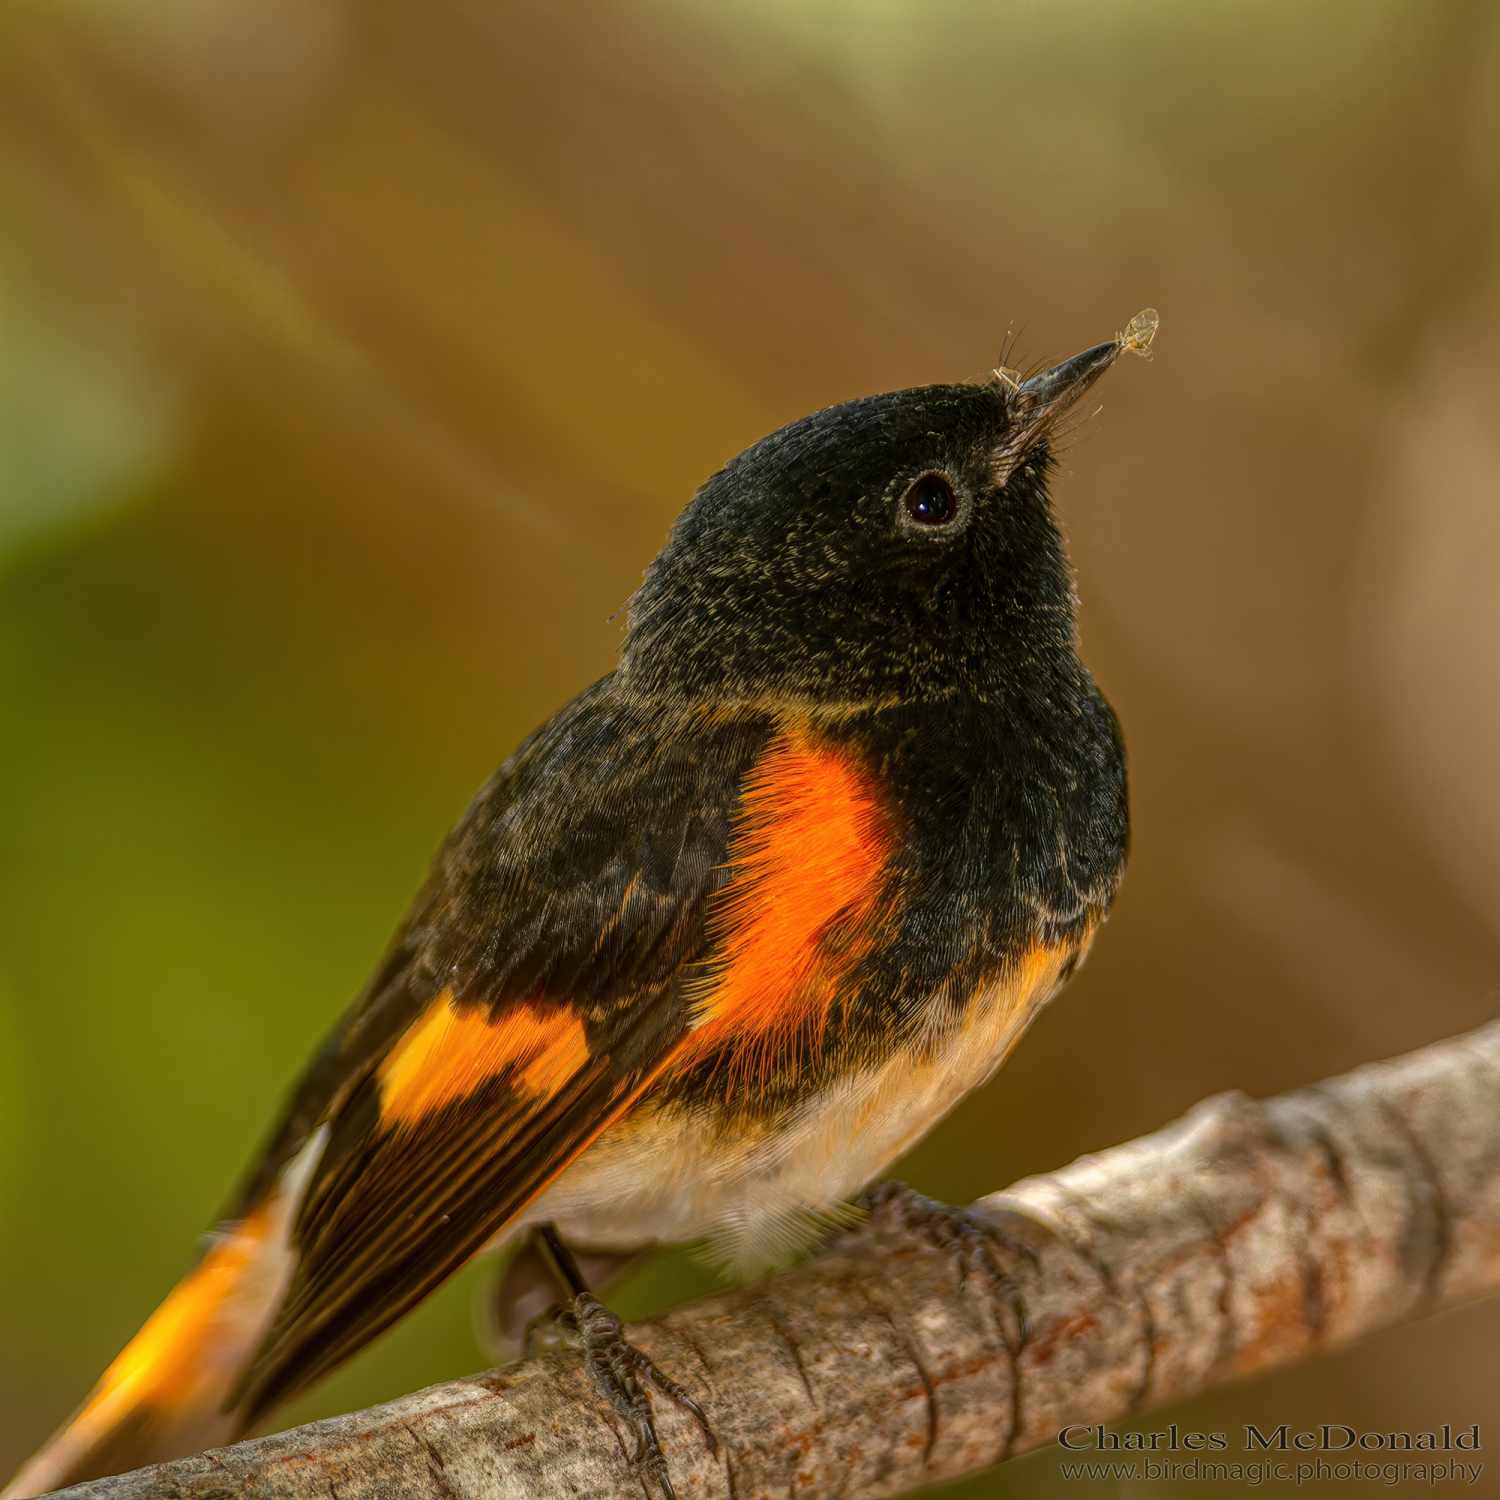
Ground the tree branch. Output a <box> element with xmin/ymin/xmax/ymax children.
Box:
<box><xmin>52</xmin><ymin>1022</ymin><xmax>1500</xmax><ymax>1500</ymax></box>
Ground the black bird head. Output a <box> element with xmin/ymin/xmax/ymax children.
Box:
<box><xmin>621</xmin><ymin>312</ymin><xmax>1156</xmax><ymax>709</ymax></box>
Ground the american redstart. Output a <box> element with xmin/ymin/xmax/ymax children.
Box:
<box><xmin>6</xmin><ymin>311</ymin><xmax>1156</xmax><ymax>1499</ymax></box>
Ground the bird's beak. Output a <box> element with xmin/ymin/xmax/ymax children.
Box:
<box><xmin>992</xmin><ymin>309</ymin><xmax>1158</xmax><ymax>485</ymax></box>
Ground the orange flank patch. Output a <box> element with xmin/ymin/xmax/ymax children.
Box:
<box><xmin>377</xmin><ymin>993</ymin><xmax>591</xmax><ymax>1128</ymax></box>
<box><xmin>676</xmin><ymin>732</ymin><xmax>893</xmax><ymax>1091</ymax></box>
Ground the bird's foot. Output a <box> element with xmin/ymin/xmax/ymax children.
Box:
<box><xmin>847</xmin><ymin>1180</ymin><xmax>1015</xmax><ymax>1290</ymax></box>
<box><xmin>560</xmin><ymin>1292</ymin><xmax>716</xmax><ymax>1500</ymax></box>
<box><xmin>485</xmin><ymin>1236</ymin><xmax>640</xmax><ymax>1361</ymax></box>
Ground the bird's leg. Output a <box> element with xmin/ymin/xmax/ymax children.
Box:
<box><xmin>484</xmin><ymin>1233</ymin><xmax>638</xmax><ymax>1360</ymax></box>
<box><xmin>536</xmin><ymin>1223</ymin><xmax>716</xmax><ymax>1500</ymax></box>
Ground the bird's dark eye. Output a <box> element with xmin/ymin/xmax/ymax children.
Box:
<box><xmin>903</xmin><ymin>474</ymin><xmax>957</xmax><ymax>526</ymax></box>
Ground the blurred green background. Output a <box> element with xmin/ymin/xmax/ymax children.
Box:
<box><xmin>2</xmin><ymin>1</ymin><xmax>1500</xmax><ymax>1495</ymax></box>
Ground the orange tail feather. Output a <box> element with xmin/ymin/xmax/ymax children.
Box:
<box><xmin>4</xmin><ymin>1133</ymin><xmax>324</xmax><ymax>1498</ymax></box>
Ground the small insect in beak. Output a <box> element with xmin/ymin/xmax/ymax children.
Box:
<box><xmin>992</xmin><ymin>308</ymin><xmax>1158</xmax><ymax>485</ymax></box>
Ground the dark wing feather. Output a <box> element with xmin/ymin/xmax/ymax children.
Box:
<box><xmin>227</xmin><ymin>679</ymin><xmax>771</xmax><ymax>1424</ymax></box>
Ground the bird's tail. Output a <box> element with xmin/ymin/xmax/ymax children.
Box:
<box><xmin>3</xmin><ymin>1133</ymin><xmax>325</xmax><ymax>1499</ymax></box>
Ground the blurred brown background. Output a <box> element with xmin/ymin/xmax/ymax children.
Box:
<box><xmin>2</xmin><ymin>1</ymin><xmax>1499</xmax><ymax>1495</ymax></box>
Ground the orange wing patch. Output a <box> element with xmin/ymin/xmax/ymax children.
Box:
<box><xmin>378</xmin><ymin>994</ymin><xmax>591</xmax><ymax>1128</ymax></box>
<box><xmin>676</xmin><ymin>732</ymin><xmax>894</xmax><ymax>1092</ymax></box>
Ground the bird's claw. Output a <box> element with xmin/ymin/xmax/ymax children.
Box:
<box><xmin>563</xmin><ymin>1291</ymin><xmax>716</xmax><ymax>1500</ymax></box>
<box><xmin>847</xmin><ymin>1180</ymin><xmax>1012</xmax><ymax>1290</ymax></box>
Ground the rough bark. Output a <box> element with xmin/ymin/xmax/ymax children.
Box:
<box><xmin>51</xmin><ymin>1021</ymin><xmax>1500</xmax><ymax>1500</ymax></box>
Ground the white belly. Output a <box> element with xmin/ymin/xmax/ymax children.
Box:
<box><xmin>524</xmin><ymin>948</ymin><xmax>1072</xmax><ymax>1274</ymax></box>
